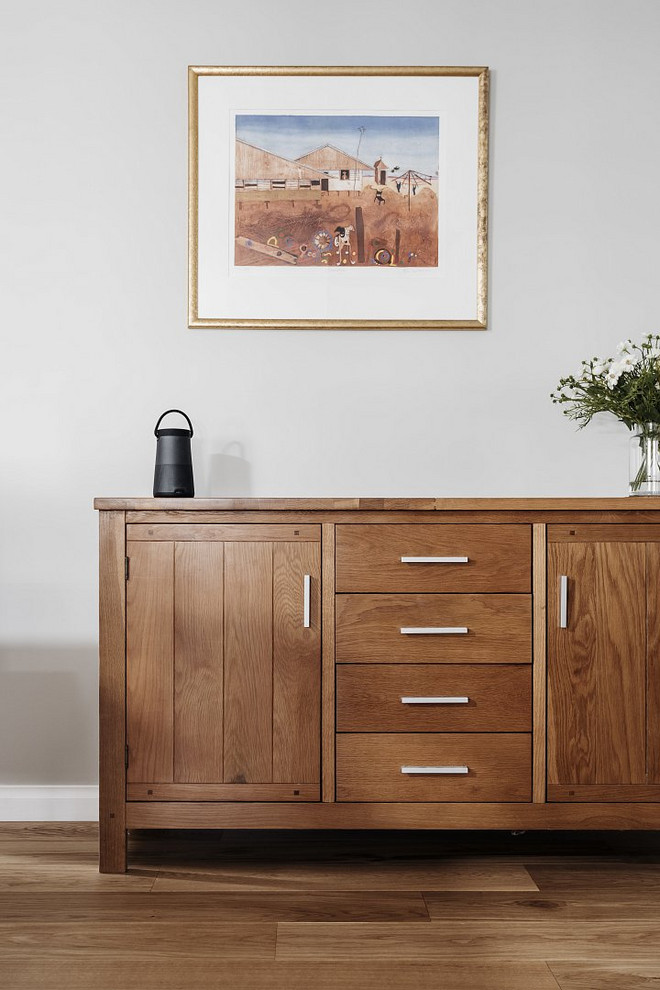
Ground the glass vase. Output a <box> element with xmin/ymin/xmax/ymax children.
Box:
<box><xmin>629</xmin><ymin>423</ymin><xmax>660</xmax><ymax>495</ymax></box>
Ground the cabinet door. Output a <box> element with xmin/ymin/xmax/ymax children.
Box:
<box><xmin>126</xmin><ymin>526</ymin><xmax>321</xmax><ymax>801</ymax></box>
<box><xmin>547</xmin><ymin>527</ymin><xmax>660</xmax><ymax>801</ymax></box>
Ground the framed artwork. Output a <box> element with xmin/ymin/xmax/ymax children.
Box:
<box><xmin>189</xmin><ymin>66</ymin><xmax>489</xmax><ymax>330</ymax></box>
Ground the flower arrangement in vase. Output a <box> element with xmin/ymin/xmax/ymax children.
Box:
<box><xmin>551</xmin><ymin>333</ymin><xmax>660</xmax><ymax>495</ymax></box>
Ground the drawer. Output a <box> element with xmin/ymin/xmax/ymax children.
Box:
<box><xmin>336</xmin><ymin>664</ymin><xmax>531</xmax><ymax>732</ymax></box>
<box><xmin>336</xmin><ymin>524</ymin><xmax>531</xmax><ymax>593</ymax></box>
<box><xmin>336</xmin><ymin>733</ymin><xmax>531</xmax><ymax>802</ymax></box>
<box><xmin>335</xmin><ymin>594</ymin><xmax>532</xmax><ymax>663</ymax></box>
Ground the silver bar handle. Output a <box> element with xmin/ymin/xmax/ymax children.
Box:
<box><xmin>559</xmin><ymin>574</ymin><xmax>568</xmax><ymax>629</ymax></box>
<box><xmin>401</xmin><ymin>765</ymin><xmax>469</xmax><ymax>775</ymax></box>
<box><xmin>400</xmin><ymin>626</ymin><xmax>468</xmax><ymax>635</ymax></box>
<box><xmin>400</xmin><ymin>556</ymin><xmax>469</xmax><ymax>564</ymax></box>
<box><xmin>303</xmin><ymin>574</ymin><xmax>311</xmax><ymax>628</ymax></box>
<box><xmin>401</xmin><ymin>696</ymin><xmax>469</xmax><ymax>705</ymax></box>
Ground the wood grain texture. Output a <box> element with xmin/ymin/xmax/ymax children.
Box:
<box><xmin>321</xmin><ymin>523</ymin><xmax>336</xmax><ymax>802</ymax></box>
<box><xmin>174</xmin><ymin>541</ymin><xmax>224</xmax><ymax>783</ymax></box>
<box><xmin>336</xmin><ymin>664</ymin><xmax>531</xmax><ymax>732</ymax></box>
<box><xmin>275</xmin><ymin>919</ymin><xmax>660</xmax><ymax>962</ymax></box>
<box><xmin>273</xmin><ymin>542</ymin><xmax>321</xmax><ymax>783</ymax></box>
<box><xmin>127</xmin><ymin>524</ymin><xmax>320</xmax><ymax>542</ymax></box>
<box><xmin>126</xmin><ymin>540</ymin><xmax>174</xmax><ymax>784</ymax></box>
<box><xmin>0</xmin><ymin>921</ymin><xmax>276</xmax><ymax>959</ymax></box>
<box><xmin>98</xmin><ymin>510</ymin><xmax>127</xmax><ymax>873</ymax></box>
<box><xmin>223</xmin><ymin>542</ymin><xmax>273</xmax><ymax>783</ymax></box>
<box><xmin>533</xmin><ymin>523</ymin><xmax>547</xmax><ymax>803</ymax></box>
<box><xmin>127</xmin><ymin>783</ymin><xmax>319</xmax><ymax>801</ymax></box>
<box><xmin>150</xmin><ymin>860</ymin><xmax>538</xmax><ymax>893</ymax></box>
<box><xmin>126</xmin><ymin>801</ymin><xmax>660</xmax><ymax>829</ymax></box>
<box><xmin>124</xmin><ymin>509</ymin><xmax>660</xmax><ymax>525</ymax></box>
<box><xmin>0</xmin><ymin>890</ymin><xmax>429</xmax><ymax>923</ymax></box>
<box><xmin>10</xmin><ymin>824</ymin><xmax>660</xmax><ymax>989</ymax></box>
<box><xmin>548</xmin><ymin>784</ymin><xmax>660</xmax><ymax>802</ymax></box>
<box><xmin>335</xmin><ymin>734</ymin><xmax>531</xmax><ymax>802</ymax></box>
<box><xmin>526</xmin><ymin>863</ymin><xmax>660</xmax><ymax>891</ymax></box>
<box><xmin>336</xmin><ymin>594</ymin><xmax>532</xmax><ymax>663</ymax></box>
<box><xmin>95</xmin><ymin>496</ymin><xmax>660</xmax><ymax>511</ymax></box>
<box><xmin>0</xmin><ymin>960</ymin><xmax>562</xmax><ymax>990</ymax></box>
<box><xmin>548</xmin><ymin>962</ymin><xmax>660</xmax><ymax>990</ymax></box>
<box><xmin>647</xmin><ymin>542</ymin><xmax>660</xmax><ymax>784</ymax></box>
<box><xmin>423</xmin><ymin>889</ymin><xmax>660</xmax><ymax>921</ymax></box>
<box><xmin>547</xmin><ymin>540</ymin><xmax>647</xmax><ymax>786</ymax></box>
<box><xmin>336</xmin><ymin>523</ymin><xmax>531</xmax><ymax>593</ymax></box>
<box><xmin>548</xmin><ymin>523</ymin><xmax>660</xmax><ymax>542</ymax></box>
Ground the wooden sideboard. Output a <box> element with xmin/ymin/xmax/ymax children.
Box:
<box><xmin>96</xmin><ymin>498</ymin><xmax>660</xmax><ymax>872</ymax></box>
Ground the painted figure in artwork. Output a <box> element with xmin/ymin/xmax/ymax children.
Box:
<box><xmin>334</xmin><ymin>225</ymin><xmax>355</xmax><ymax>265</ymax></box>
<box><xmin>233</xmin><ymin>114</ymin><xmax>439</xmax><ymax>268</ymax></box>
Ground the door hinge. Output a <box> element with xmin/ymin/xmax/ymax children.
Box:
<box><xmin>125</xmin><ymin>744</ymin><xmax>129</xmax><ymax>769</ymax></box>
<box><xmin>125</xmin><ymin>557</ymin><xmax>130</xmax><ymax>581</ymax></box>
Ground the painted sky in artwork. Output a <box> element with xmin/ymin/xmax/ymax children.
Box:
<box><xmin>235</xmin><ymin>114</ymin><xmax>440</xmax><ymax>177</ymax></box>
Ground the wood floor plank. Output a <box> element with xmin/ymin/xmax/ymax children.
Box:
<box><xmin>0</xmin><ymin>921</ymin><xmax>276</xmax><ymax>959</ymax></box>
<box><xmin>276</xmin><ymin>920</ymin><xmax>660</xmax><ymax>962</ymax></box>
<box><xmin>528</xmin><ymin>864</ymin><xmax>660</xmax><ymax>891</ymax></box>
<box><xmin>0</xmin><ymin>959</ymin><xmax>563</xmax><ymax>990</ymax></box>
<box><xmin>0</xmin><ymin>890</ymin><xmax>430</xmax><ymax>923</ymax></box>
<box><xmin>151</xmin><ymin>860</ymin><xmax>538</xmax><ymax>892</ymax></box>
<box><xmin>0</xmin><ymin>866</ymin><xmax>155</xmax><ymax>891</ymax></box>
<box><xmin>424</xmin><ymin>889</ymin><xmax>660</xmax><ymax>921</ymax></box>
<box><xmin>549</xmin><ymin>962</ymin><xmax>660</xmax><ymax>989</ymax></box>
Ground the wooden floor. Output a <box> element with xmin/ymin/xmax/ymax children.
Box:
<box><xmin>1</xmin><ymin>825</ymin><xmax>660</xmax><ymax>989</ymax></box>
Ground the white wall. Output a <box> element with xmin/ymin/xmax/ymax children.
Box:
<box><xmin>2</xmin><ymin>0</ymin><xmax>660</xmax><ymax>801</ymax></box>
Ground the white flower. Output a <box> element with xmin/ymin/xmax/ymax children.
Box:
<box><xmin>606</xmin><ymin>362</ymin><xmax>623</xmax><ymax>388</ymax></box>
<box><xmin>616</xmin><ymin>339</ymin><xmax>634</xmax><ymax>354</ymax></box>
<box><xmin>618</xmin><ymin>351</ymin><xmax>640</xmax><ymax>371</ymax></box>
<box><xmin>592</xmin><ymin>363</ymin><xmax>607</xmax><ymax>377</ymax></box>
<box><xmin>649</xmin><ymin>347</ymin><xmax>660</xmax><ymax>360</ymax></box>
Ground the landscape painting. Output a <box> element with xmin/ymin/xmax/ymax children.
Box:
<box><xmin>234</xmin><ymin>114</ymin><xmax>439</xmax><ymax>268</ymax></box>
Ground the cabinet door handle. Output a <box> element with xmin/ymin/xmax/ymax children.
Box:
<box><xmin>401</xmin><ymin>696</ymin><xmax>469</xmax><ymax>704</ymax></box>
<box><xmin>401</xmin><ymin>765</ymin><xmax>469</xmax><ymax>775</ymax></box>
<box><xmin>400</xmin><ymin>626</ymin><xmax>468</xmax><ymax>635</ymax></box>
<box><xmin>400</xmin><ymin>556</ymin><xmax>469</xmax><ymax>564</ymax></box>
<box><xmin>303</xmin><ymin>574</ymin><xmax>311</xmax><ymax>628</ymax></box>
<box><xmin>559</xmin><ymin>574</ymin><xmax>568</xmax><ymax>629</ymax></box>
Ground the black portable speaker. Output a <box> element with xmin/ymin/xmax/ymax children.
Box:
<box><xmin>153</xmin><ymin>409</ymin><xmax>195</xmax><ymax>498</ymax></box>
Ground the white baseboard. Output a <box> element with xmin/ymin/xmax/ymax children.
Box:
<box><xmin>0</xmin><ymin>786</ymin><xmax>99</xmax><ymax>821</ymax></box>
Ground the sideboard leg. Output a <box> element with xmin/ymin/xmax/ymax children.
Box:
<box><xmin>98</xmin><ymin>509</ymin><xmax>127</xmax><ymax>873</ymax></box>
<box><xmin>99</xmin><ymin>817</ymin><xmax>127</xmax><ymax>873</ymax></box>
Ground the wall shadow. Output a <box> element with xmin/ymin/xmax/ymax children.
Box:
<box><xmin>207</xmin><ymin>442</ymin><xmax>252</xmax><ymax>496</ymax></box>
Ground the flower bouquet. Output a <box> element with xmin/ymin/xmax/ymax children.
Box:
<box><xmin>551</xmin><ymin>334</ymin><xmax>660</xmax><ymax>494</ymax></box>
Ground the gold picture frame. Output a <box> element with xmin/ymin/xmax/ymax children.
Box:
<box><xmin>189</xmin><ymin>65</ymin><xmax>489</xmax><ymax>330</ymax></box>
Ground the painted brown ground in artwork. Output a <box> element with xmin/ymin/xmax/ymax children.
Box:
<box><xmin>234</xmin><ymin>186</ymin><xmax>438</xmax><ymax>268</ymax></box>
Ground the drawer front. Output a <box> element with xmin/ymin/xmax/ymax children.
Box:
<box><xmin>336</xmin><ymin>524</ymin><xmax>531</xmax><ymax>593</ymax></box>
<box><xmin>336</xmin><ymin>733</ymin><xmax>531</xmax><ymax>802</ymax></box>
<box><xmin>336</xmin><ymin>665</ymin><xmax>532</xmax><ymax>732</ymax></box>
<box><xmin>335</xmin><ymin>594</ymin><xmax>532</xmax><ymax>663</ymax></box>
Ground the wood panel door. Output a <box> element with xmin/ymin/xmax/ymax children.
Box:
<box><xmin>547</xmin><ymin>530</ymin><xmax>660</xmax><ymax>800</ymax></box>
<box><xmin>126</xmin><ymin>527</ymin><xmax>321</xmax><ymax>801</ymax></box>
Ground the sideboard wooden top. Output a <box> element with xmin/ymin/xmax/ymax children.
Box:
<box><xmin>94</xmin><ymin>496</ymin><xmax>660</xmax><ymax>512</ymax></box>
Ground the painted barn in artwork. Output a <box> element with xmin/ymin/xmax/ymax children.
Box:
<box><xmin>374</xmin><ymin>158</ymin><xmax>389</xmax><ymax>186</ymax></box>
<box><xmin>295</xmin><ymin>145</ymin><xmax>372</xmax><ymax>191</ymax></box>
<box><xmin>235</xmin><ymin>139</ymin><xmax>328</xmax><ymax>193</ymax></box>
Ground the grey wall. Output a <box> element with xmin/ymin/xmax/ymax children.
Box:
<box><xmin>2</xmin><ymin>0</ymin><xmax>660</xmax><ymax>786</ymax></box>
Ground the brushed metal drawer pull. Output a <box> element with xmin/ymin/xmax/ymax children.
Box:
<box><xmin>401</xmin><ymin>765</ymin><xmax>469</xmax><ymax>775</ymax></box>
<box><xmin>401</xmin><ymin>696</ymin><xmax>469</xmax><ymax>704</ymax></box>
<box><xmin>400</xmin><ymin>556</ymin><xmax>469</xmax><ymax>564</ymax></box>
<box><xmin>559</xmin><ymin>574</ymin><xmax>568</xmax><ymax>629</ymax></box>
<box><xmin>400</xmin><ymin>627</ymin><xmax>469</xmax><ymax>635</ymax></box>
<box><xmin>303</xmin><ymin>574</ymin><xmax>311</xmax><ymax>628</ymax></box>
